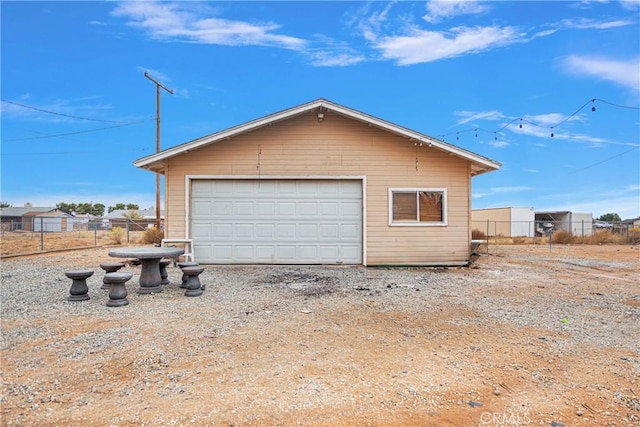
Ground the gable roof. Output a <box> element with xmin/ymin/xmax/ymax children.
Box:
<box><xmin>0</xmin><ymin>206</ymin><xmax>61</xmax><ymax>217</ymax></box>
<box><xmin>134</xmin><ymin>98</ymin><xmax>501</xmax><ymax>177</ymax></box>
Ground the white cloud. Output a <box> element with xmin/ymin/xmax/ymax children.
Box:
<box><xmin>306</xmin><ymin>36</ymin><xmax>366</xmax><ymax>67</ymax></box>
<box><xmin>489</xmin><ymin>140</ymin><xmax>510</xmax><ymax>148</ymax></box>
<box><xmin>349</xmin><ymin>1</ymin><xmax>396</xmax><ymax>42</ymax></box>
<box><xmin>561</xmin><ymin>55</ymin><xmax>640</xmax><ymax>92</ymax></box>
<box><xmin>308</xmin><ymin>50</ymin><xmax>365</xmax><ymax>67</ymax></box>
<box><xmin>490</xmin><ymin>186</ymin><xmax>533</xmax><ymax>193</ymax></box>
<box><xmin>375</xmin><ymin>25</ymin><xmax>521</xmax><ymax>65</ymax></box>
<box><xmin>620</xmin><ymin>0</ymin><xmax>640</xmax><ymax>11</ymax></box>
<box><xmin>111</xmin><ymin>1</ymin><xmax>307</xmax><ymax>50</ymax></box>
<box><xmin>558</xmin><ymin>17</ymin><xmax>635</xmax><ymax>30</ymax></box>
<box><xmin>423</xmin><ymin>0</ymin><xmax>489</xmax><ymax>24</ymax></box>
<box><xmin>137</xmin><ymin>66</ymin><xmax>171</xmax><ymax>84</ymax></box>
<box><xmin>455</xmin><ymin>110</ymin><xmax>505</xmax><ymax>125</ymax></box>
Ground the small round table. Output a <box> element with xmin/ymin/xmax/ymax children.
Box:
<box><xmin>108</xmin><ymin>247</ymin><xmax>184</xmax><ymax>294</ymax></box>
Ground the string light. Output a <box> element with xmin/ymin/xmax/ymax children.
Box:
<box><xmin>437</xmin><ymin>97</ymin><xmax>639</xmax><ymax>143</ymax></box>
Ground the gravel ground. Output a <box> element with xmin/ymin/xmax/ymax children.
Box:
<box><xmin>1</xmin><ymin>244</ymin><xmax>639</xmax><ymax>426</ymax></box>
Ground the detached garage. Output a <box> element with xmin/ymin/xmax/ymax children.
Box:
<box><xmin>134</xmin><ymin>99</ymin><xmax>501</xmax><ymax>266</ymax></box>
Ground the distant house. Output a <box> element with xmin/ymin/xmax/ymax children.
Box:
<box><xmin>102</xmin><ymin>209</ymin><xmax>164</xmax><ymax>231</ymax></box>
<box><xmin>0</xmin><ymin>206</ymin><xmax>76</xmax><ymax>232</ymax></box>
<box><xmin>133</xmin><ymin>98</ymin><xmax>501</xmax><ymax>266</ymax></box>
<box><xmin>472</xmin><ymin>207</ymin><xmax>535</xmax><ymax>237</ymax></box>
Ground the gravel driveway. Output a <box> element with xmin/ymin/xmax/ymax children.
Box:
<box><xmin>1</xmin><ymin>244</ymin><xmax>639</xmax><ymax>426</ymax></box>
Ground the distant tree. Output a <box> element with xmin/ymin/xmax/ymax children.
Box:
<box><xmin>93</xmin><ymin>203</ymin><xmax>105</xmax><ymax>217</ymax></box>
<box><xmin>597</xmin><ymin>213</ymin><xmax>621</xmax><ymax>223</ymax></box>
<box><xmin>57</xmin><ymin>202</ymin><xmax>78</xmax><ymax>213</ymax></box>
<box><xmin>76</xmin><ymin>203</ymin><xmax>94</xmax><ymax>215</ymax></box>
<box><xmin>0</xmin><ymin>201</ymin><xmax>11</xmax><ymax>208</ymax></box>
<box><xmin>109</xmin><ymin>203</ymin><xmax>126</xmax><ymax>213</ymax></box>
<box><xmin>109</xmin><ymin>203</ymin><xmax>140</xmax><ymax>213</ymax></box>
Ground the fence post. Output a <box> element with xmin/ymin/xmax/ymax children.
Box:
<box><xmin>40</xmin><ymin>217</ymin><xmax>44</xmax><ymax>251</ymax></box>
<box><xmin>486</xmin><ymin>220</ymin><xmax>490</xmax><ymax>254</ymax></box>
<box><xmin>94</xmin><ymin>224</ymin><xmax>98</xmax><ymax>246</ymax></box>
<box><xmin>126</xmin><ymin>219</ymin><xmax>130</xmax><ymax>243</ymax></box>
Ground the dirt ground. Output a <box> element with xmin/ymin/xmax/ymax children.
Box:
<box><xmin>1</xmin><ymin>244</ymin><xmax>639</xmax><ymax>426</ymax></box>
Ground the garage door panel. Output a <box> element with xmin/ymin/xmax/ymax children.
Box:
<box><xmin>320</xmin><ymin>202</ymin><xmax>339</xmax><ymax>217</ymax></box>
<box><xmin>277</xmin><ymin>246</ymin><xmax>297</xmax><ymax>259</ymax></box>
<box><xmin>193</xmin><ymin>201</ymin><xmax>213</xmax><ymax>216</ymax></box>
<box><xmin>235</xmin><ymin>202</ymin><xmax>253</xmax><ymax>215</ymax></box>
<box><xmin>256</xmin><ymin>246</ymin><xmax>276</xmax><ymax>261</ymax></box>
<box><xmin>342</xmin><ymin>202</ymin><xmax>361</xmax><ymax>217</ymax></box>
<box><xmin>299</xmin><ymin>202</ymin><xmax>318</xmax><ymax>216</ymax></box>
<box><xmin>341</xmin><ymin>224</ymin><xmax>361</xmax><ymax>239</ymax></box>
<box><xmin>212</xmin><ymin>245</ymin><xmax>232</xmax><ymax>260</ymax></box>
<box><xmin>212</xmin><ymin>201</ymin><xmax>232</xmax><ymax>216</ymax></box>
<box><xmin>256</xmin><ymin>223</ymin><xmax>275</xmax><ymax>238</ymax></box>
<box><xmin>256</xmin><ymin>202</ymin><xmax>275</xmax><ymax>215</ymax></box>
<box><xmin>213</xmin><ymin>223</ymin><xmax>233</xmax><ymax>238</ymax></box>
<box><xmin>236</xmin><ymin>223</ymin><xmax>254</xmax><ymax>237</ymax></box>
<box><xmin>299</xmin><ymin>246</ymin><xmax>318</xmax><ymax>260</ymax></box>
<box><xmin>277</xmin><ymin>223</ymin><xmax>296</xmax><ymax>238</ymax></box>
<box><xmin>235</xmin><ymin>246</ymin><xmax>255</xmax><ymax>260</ymax></box>
<box><xmin>299</xmin><ymin>224</ymin><xmax>318</xmax><ymax>238</ymax></box>
<box><xmin>192</xmin><ymin>223</ymin><xmax>213</xmax><ymax>239</ymax></box>
<box><xmin>320</xmin><ymin>224</ymin><xmax>339</xmax><ymax>238</ymax></box>
<box><xmin>341</xmin><ymin>245</ymin><xmax>361</xmax><ymax>261</ymax></box>
<box><xmin>278</xmin><ymin>202</ymin><xmax>296</xmax><ymax>216</ymax></box>
<box><xmin>191</xmin><ymin>179</ymin><xmax>362</xmax><ymax>264</ymax></box>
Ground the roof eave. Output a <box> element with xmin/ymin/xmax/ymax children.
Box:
<box><xmin>134</xmin><ymin>98</ymin><xmax>501</xmax><ymax>174</ymax></box>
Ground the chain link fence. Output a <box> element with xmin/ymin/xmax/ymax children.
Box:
<box><xmin>471</xmin><ymin>220</ymin><xmax>638</xmax><ymax>245</ymax></box>
<box><xmin>0</xmin><ymin>219</ymin><xmax>161</xmax><ymax>257</ymax></box>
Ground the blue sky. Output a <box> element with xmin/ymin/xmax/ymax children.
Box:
<box><xmin>1</xmin><ymin>1</ymin><xmax>639</xmax><ymax>219</ymax></box>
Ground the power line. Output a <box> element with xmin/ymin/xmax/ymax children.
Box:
<box><xmin>2</xmin><ymin>120</ymin><xmax>149</xmax><ymax>142</ymax></box>
<box><xmin>1</xmin><ymin>99</ymin><xmax>127</xmax><ymax>123</ymax></box>
<box><xmin>569</xmin><ymin>146</ymin><xmax>640</xmax><ymax>174</ymax></box>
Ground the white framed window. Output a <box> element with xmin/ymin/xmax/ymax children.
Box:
<box><xmin>388</xmin><ymin>188</ymin><xmax>447</xmax><ymax>226</ymax></box>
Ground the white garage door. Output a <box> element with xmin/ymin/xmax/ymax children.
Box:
<box><xmin>191</xmin><ymin>179</ymin><xmax>362</xmax><ymax>264</ymax></box>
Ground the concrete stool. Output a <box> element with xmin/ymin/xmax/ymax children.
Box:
<box><xmin>182</xmin><ymin>266</ymin><xmax>204</xmax><ymax>297</ymax></box>
<box><xmin>104</xmin><ymin>272</ymin><xmax>133</xmax><ymax>307</ymax></box>
<box><xmin>127</xmin><ymin>258</ymin><xmax>142</xmax><ymax>267</ymax></box>
<box><xmin>159</xmin><ymin>259</ymin><xmax>171</xmax><ymax>286</ymax></box>
<box><xmin>64</xmin><ymin>270</ymin><xmax>94</xmax><ymax>302</ymax></box>
<box><xmin>177</xmin><ymin>261</ymin><xmax>199</xmax><ymax>288</ymax></box>
<box><xmin>99</xmin><ymin>262</ymin><xmax>125</xmax><ymax>289</ymax></box>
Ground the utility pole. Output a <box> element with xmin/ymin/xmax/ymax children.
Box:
<box><xmin>144</xmin><ymin>72</ymin><xmax>174</xmax><ymax>230</ymax></box>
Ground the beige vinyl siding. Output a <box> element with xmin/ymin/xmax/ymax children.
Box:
<box><xmin>165</xmin><ymin>111</ymin><xmax>471</xmax><ymax>265</ymax></box>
